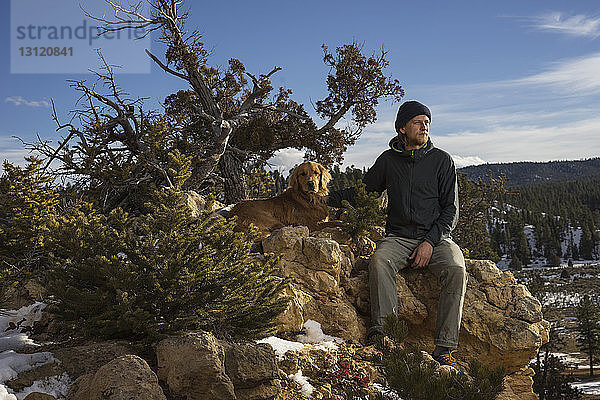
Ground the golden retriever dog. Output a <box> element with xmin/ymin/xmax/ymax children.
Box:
<box><xmin>229</xmin><ymin>161</ymin><xmax>332</xmax><ymax>235</ymax></box>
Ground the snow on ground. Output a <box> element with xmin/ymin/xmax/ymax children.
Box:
<box><xmin>288</xmin><ymin>370</ymin><xmax>314</xmax><ymax>397</ymax></box>
<box><xmin>13</xmin><ymin>373</ymin><xmax>72</xmax><ymax>400</ymax></box>
<box><xmin>524</xmin><ymin>225</ymin><xmax>537</xmax><ymax>257</ymax></box>
<box><xmin>571</xmin><ymin>380</ymin><xmax>600</xmax><ymax>395</ymax></box>
<box><xmin>0</xmin><ymin>303</ymin><xmax>70</xmax><ymax>400</ymax></box>
<box><xmin>295</xmin><ymin>320</ymin><xmax>343</xmax><ymax>345</ymax></box>
<box><xmin>0</xmin><ymin>303</ymin><xmax>45</xmax><ymax>337</ymax></box>
<box><xmin>542</xmin><ymin>292</ymin><xmax>582</xmax><ymax>308</ymax></box>
<box><xmin>256</xmin><ymin>336</ymin><xmax>307</xmax><ymax>360</ymax></box>
<box><xmin>552</xmin><ymin>352</ymin><xmax>587</xmax><ymax>366</ymax></box>
<box><xmin>373</xmin><ymin>383</ymin><xmax>404</xmax><ymax>400</ymax></box>
<box><xmin>257</xmin><ymin>320</ymin><xmax>342</xmax><ymax>361</ymax></box>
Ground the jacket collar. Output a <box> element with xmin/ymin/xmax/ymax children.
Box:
<box><xmin>389</xmin><ymin>136</ymin><xmax>434</xmax><ymax>160</ymax></box>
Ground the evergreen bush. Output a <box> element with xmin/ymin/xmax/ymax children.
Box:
<box><xmin>340</xmin><ymin>179</ymin><xmax>385</xmax><ymax>239</ymax></box>
<box><xmin>0</xmin><ymin>157</ymin><xmax>59</xmax><ymax>292</ymax></box>
<box><xmin>46</xmin><ymin>152</ymin><xmax>289</xmax><ymax>341</ymax></box>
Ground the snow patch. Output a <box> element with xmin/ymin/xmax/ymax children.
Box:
<box><xmin>0</xmin><ymin>303</ymin><xmax>70</xmax><ymax>400</ymax></box>
<box><xmin>288</xmin><ymin>369</ymin><xmax>314</xmax><ymax>397</ymax></box>
<box><xmin>295</xmin><ymin>320</ymin><xmax>343</xmax><ymax>345</ymax></box>
<box><xmin>257</xmin><ymin>320</ymin><xmax>342</xmax><ymax>360</ymax></box>
<box><xmin>571</xmin><ymin>379</ymin><xmax>600</xmax><ymax>395</ymax></box>
<box><xmin>0</xmin><ymin>303</ymin><xmax>45</xmax><ymax>334</ymax></box>
<box><xmin>256</xmin><ymin>336</ymin><xmax>306</xmax><ymax>361</ymax></box>
<box><xmin>0</xmin><ymin>351</ymin><xmax>55</xmax><ymax>385</ymax></box>
<box><xmin>14</xmin><ymin>373</ymin><xmax>72</xmax><ymax>400</ymax></box>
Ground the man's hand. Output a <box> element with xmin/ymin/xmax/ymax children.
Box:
<box><xmin>409</xmin><ymin>241</ymin><xmax>433</xmax><ymax>269</ymax></box>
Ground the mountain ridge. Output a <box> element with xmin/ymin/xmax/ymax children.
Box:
<box><xmin>458</xmin><ymin>157</ymin><xmax>600</xmax><ymax>187</ymax></box>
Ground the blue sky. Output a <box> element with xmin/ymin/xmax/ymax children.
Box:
<box><xmin>2</xmin><ymin>0</ymin><xmax>600</xmax><ymax>173</ymax></box>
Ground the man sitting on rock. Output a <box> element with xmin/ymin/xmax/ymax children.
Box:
<box><xmin>329</xmin><ymin>100</ymin><xmax>467</xmax><ymax>369</ymax></box>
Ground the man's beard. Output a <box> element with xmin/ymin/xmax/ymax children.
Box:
<box><xmin>406</xmin><ymin>133</ymin><xmax>428</xmax><ymax>147</ymax></box>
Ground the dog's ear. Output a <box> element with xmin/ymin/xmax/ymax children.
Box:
<box><xmin>319</xmin><ymin>164</ymin><xmax>332</xmax><ymax>194</ymax></box>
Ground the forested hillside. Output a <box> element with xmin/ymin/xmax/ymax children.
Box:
<box><xmin>459</xmin><ymin>158</ymin><xmax>600</xmax><ymax>186</ymax></box>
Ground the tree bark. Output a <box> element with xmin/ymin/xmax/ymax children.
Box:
<box><xmin>220</xmin><ymin>152</ymin><xmax>248</xmax><ymax>204</ymax></box>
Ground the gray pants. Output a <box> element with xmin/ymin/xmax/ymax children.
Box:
<box><xmin>369</xmin><ymin>236</ymin><xmax>467</xmax><ymax>348</ymax></box>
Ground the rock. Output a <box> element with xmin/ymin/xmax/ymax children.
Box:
<box><xmin>267</xmin><ymin>225</ymin><xmax>547</xmax><ymax>392</ymax></box>
<box><xmin>497</xmin><ymin>368</ymin><xmax>538</xmax><ymax>400</ymax></box>
<box><xmin>223</xmin><ymin>342</ymin><xmax>281</xmax><ymax>400</ymax></box>
<box><xmin>156</xmin><ymin>332</ymin><xmax>236</xmax><ymax>400</ymax></box>
<box><xmin>66</xmin><ymin>355</ymin><xmax>166</xmax><ymax>400</ymax></box>
<box><xmin>262</xmin><ymin>226</ymin><xmax>308</xmax><ymax>259</ymax></box>
<box><xmin>266</xmin><ymin>227</ymin><xmax>366</xmax><ymax>340</ymax></box>
<box><xmin>6</xmin><ymin>342</ymin><xmax>134</xmax><ymax>393</ymax></box>
<box><xmin>185</xmin><ymin>191</ymin><xmax>224</xmax><ymax>217</ymax></box>
<box><xmin>156</xmin><ymin>331</ymin><xmax>281</xmax><ymax>400</ymax></box>
<box><xmin>3</xmin><ymin>280</ymin><xmax>47</xmax><ymax>310</ymax></box>
<box><xmin>401</xmin><ymin>260</ymin><xmax>548</xmax><ymax>374</ymax></box>
<box><xmin>23</xmin><ymin>393</ymin><xmax>56</xmax><ymax>400</ymax></box>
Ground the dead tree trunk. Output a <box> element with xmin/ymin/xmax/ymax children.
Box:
<box><xmin>220</xmin><ymin>152</ymin><xmax>248</xmax><ymax>204</ymax></box>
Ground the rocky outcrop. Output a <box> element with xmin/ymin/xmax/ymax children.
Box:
<box><xmin>265</xmin><ymin>226</ymin><xmax>549</xmax><ymax>399</ymax></box>
<box><xmin>263</xmin><ymin>226</ymin><xmax>366</xmax><ymax>339</ymax></box>
<box><xmin>399</xmin><ymin>259</ymin><xmax>548</xmax><ymax>373</ymax></box>
<box><xmin>66</xmin><ymin>355</ymin><xmax>165</xmax><ymax>400</ymax></box>
<box><xmin>156</xmin><ymin>331</ymin><xmax>280</xmax><ymax>400</ymax></box>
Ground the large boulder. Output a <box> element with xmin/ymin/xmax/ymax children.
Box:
<box><xmin>263</xmin><ymin>226</ymin><xmax>366</xmax><ymax>339</ymax></box>
<box><xmin>66</xmin><ymin>355</ymin><xmax>166</xmax><ymax>400</ymax></box>
<box><xmin>156</xmin><ymin>331</ymin><xmax>280</xmax><ymax>400</ymax></box>
<box><xmin>399</xmin><ymin>259</ymin><xmax>548</xmax><ymax>373</ymax></box>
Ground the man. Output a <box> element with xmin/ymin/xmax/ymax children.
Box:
<box><xmin>329</xmin><ymin>100</ymin><xmax>466</xmax><ymax>369</ymax></box>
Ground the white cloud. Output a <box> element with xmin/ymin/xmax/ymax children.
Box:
<box><xmin>434</xmin><ymin>116</ymin><xmax>600</xmax><ymax>164</ymax></box>
<box><xmin>5</xmin><ymin>96</ymin><xmax>50</xmax><ymax>108</ymax></box>
<box><xmin>451</xmin><ymin>155</ymin><xmax>487</xmax><ymax>168</ymax></box>
<box><xmin>530</xmin><ymin>12</ymin><xmax>600</xmax><ymax>38</ymax></box>
<box><xmin>265</xmin><ymin>148</ymin><xmax>305</xmax><ymax>175</ymax></box>
<box><xmin>513</xmin><ymin>52</ymin><xmax>600</xmax><ymax>95</ymax></box>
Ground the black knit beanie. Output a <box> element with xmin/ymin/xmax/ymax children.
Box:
<box><xmin>394</xmin><ymin>101</ymin><xmax>431</xmax><ymax>133</ymax></box>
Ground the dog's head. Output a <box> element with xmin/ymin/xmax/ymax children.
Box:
<box><xmin>289</xmin><ymin>161</ymin><xmax>331</xmax><ymax>197</ymax></box>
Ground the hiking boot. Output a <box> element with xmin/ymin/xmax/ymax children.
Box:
<box><xmin>432</xmin><ymin>349</ymin><xmax>461</xmax><ymax>370</ymax></box>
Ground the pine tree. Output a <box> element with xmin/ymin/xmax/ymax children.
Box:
<box><xmin>453</xmin><ymin>172</ymin><xmax>505</xmax><ymax>261</ymax></box>
<box><xmin>576</xmin><ymin>295</ymin><xmax>600</xmax><ymax>377</ymax></box>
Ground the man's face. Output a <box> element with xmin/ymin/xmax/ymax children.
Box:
<box><xmin>399</xmin><ymin>115</ymin><xmax>430</xmax><ymax>149</ymax></box>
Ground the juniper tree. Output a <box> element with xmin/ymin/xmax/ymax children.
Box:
<box><xmin>575</xmin><ymin>295</ymin><xmax>600</xmax><ymax>377</ymax></box>
<box><xmin>28</xmin><ymin>0</ymin><xmax>404</xmax><ymax>206</ymax></box>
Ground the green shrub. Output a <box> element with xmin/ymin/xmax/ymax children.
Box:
<box><xmin>0</xmin><ymin>157</ymin><xmax>59</xmax><ymax>291</ymax></box>
<box><xmin>47</xmin><ymin>185</ymin><xmax>289</xmax><ymax>341</ymax></box>
<box><xmin>46</xmin><ymin>151</ymin><xmax>289</xmax><ymax>341</ymax></box>
<box><xmin>340</xmin><ymin>179</ymin><xmax>385</xmax><ymax>239</ymax></box>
